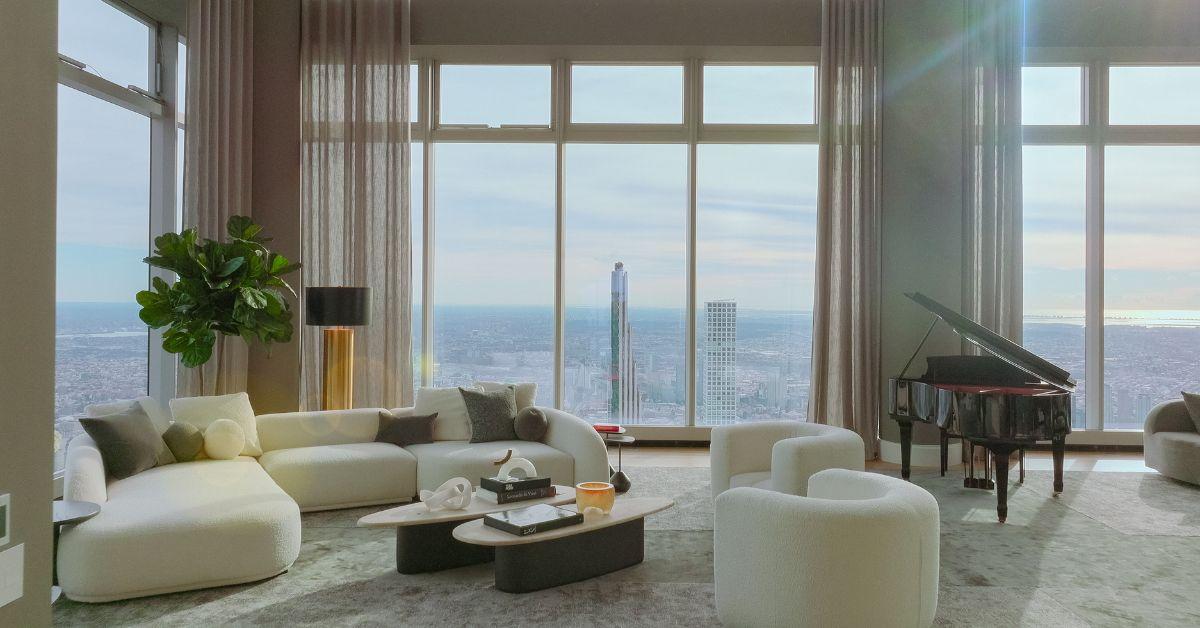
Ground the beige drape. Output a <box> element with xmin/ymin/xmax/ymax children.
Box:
<box><xmin>963</xmin><ymin>0</ymin><xmax>1024</xmax><ymax>342</ymax></box>
<box><xmin>808</xmin><ymin>0</ymin><xmax>883</xmax><ymax>459</ymax></box>
<box><xmin>300</xmin><ymin>0</ymin><xmax>413</xmax><ymax>410</ymax></box>
<box><xmin>181</xmin><ymin>0</ymin><xmax>254</xmax><ymax>396</ymax></box>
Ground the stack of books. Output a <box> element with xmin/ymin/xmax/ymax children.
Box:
<box><xmin>593</xmin><ymin>423</ymin><xmax>623</xmax><ymax>433</ymax></box>
<box><xmin>476</xmin><ymin>475</ymin><xmax>555</xmax><ymax>504</ymax></box>
<box><xmin>483</xmin><ymin>503</ymin><xmax>583</xmax><ymax>536</ymax></box>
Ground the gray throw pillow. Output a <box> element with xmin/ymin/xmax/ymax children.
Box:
<box><xmin>376</xmin><ymin>410</ymin><xmax>438</xmax><ymax>447</ymax></box>
<box><xmin>162</xmin><ymin>421</ymin><xmax>205</xmax><ymax>462</ymax></box>
<box><xmin>1181</xmin><ymin>392</ymin><xmax>1200</xmax><ymax>432</ymax></box>
<box><xmin>460</xmin><ymin>386</ymin><xmax>519</xmax><ymax>443</ymax></box>
<box><xmin>515</xmin><ymin>406</ymin><xmax>549</xmax><ymax>441</ymax></box>
<box><xmin>80</xmin><ymin>405</ymin><xmax>174</xmax><ymax>480</ymax></box>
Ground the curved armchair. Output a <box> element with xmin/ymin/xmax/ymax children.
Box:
<box><xmin>1144</xmin><ymin>400</ymin><xmax>1200</xmax><ymax>485</ymax></box>
<box><xmin>714</xmin><ymin>469</ymin><xmax>939</xmax><ymax>628</ymax></box>
<box><xmin>710</xmin><ymin>421</ymin><xmax>865</xmax><ymax>499</ymax></box>
<box><xmin>540</xmin><ymin>406</ymin><xmax>611</xmax><ymax>484</ymax></box>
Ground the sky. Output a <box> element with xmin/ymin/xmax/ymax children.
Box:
<box><xmin>55</xmin><ymin>1</ymin><xmax>1200</xmax><ymax>317</ymax></box>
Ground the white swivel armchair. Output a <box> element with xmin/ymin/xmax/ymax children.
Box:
<box><xmin>710</xmin><ymin>421</ymin><xmax>865</xmax><ymax>499</ymax></box>
<box><xmin>714</xmin><ymin>469</ymin><xmax>940</xmax><ymax>628</ymax></box>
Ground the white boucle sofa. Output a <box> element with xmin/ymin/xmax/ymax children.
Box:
<box><xmin>60</xmin><ymin>404</ymin><xmax>608</xmax><ymax>602</ymax></box>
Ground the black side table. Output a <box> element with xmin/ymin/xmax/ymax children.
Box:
<box><xmin>52</xmin><ymin>500</ymin><xmax>100</xmax><ymax>603</ymax></box>
<box><xmin>603</xmin><ymin>434</ymin><xmax>636</xmax><ymax>493</ymax></box>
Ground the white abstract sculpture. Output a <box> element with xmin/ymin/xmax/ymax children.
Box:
<box><xmin>496</xmin><ymin>457</ymin><xmax>537</xmax><ymax>481</ymax></box>
<box><xmin>420</xmin><ymin>477</ymin><xmax>474</xmax><ymax>512</ymax></box>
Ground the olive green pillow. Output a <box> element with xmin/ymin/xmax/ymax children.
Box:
<box><xmin>162</xmin><ymin>421</ymin><xmax>205</xmax><ymax>462</ymax></box>
<box><xmin>80</xmin><ymin>405</ymin><xmax>174</xmax><ymax>480</ymax></box>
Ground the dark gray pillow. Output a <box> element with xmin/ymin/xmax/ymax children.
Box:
<box><xmin>376</xmin><ymin>410</ymin><xmax>438</xmax><ymax>447</ymax></box>
<box><xmin>515</xmin><ymin>406</ymin><xmax>549</xmax><ymax>441</ymax></box>
<box><xmin>80</xmin><ymin>405</ymin><xmax>174</xmax><ymax>480</ymax></box>
<box><xmin>460</xmin><ymin>386</ymin><xmax>518</xmax><ymax>443</ymax></box>
<box><xmin>162</xmin><ymin>421</ymin><xmax>205</xmax><ymax>462</ymax></box>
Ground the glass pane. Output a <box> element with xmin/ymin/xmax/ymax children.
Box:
<box><xmin>571</xmin><ymin>65</ymin><xmax>684</xmax><ymax>124</ymax></box>
<box><xmin>411</xmin><ymin>63</ymin><xmax>420</xmax><ymax>121</ymax></box>
<box><xmin>59</xmin><ymin>0</ymin><xmax>152</xmax><ymax>90</ymax></box>
<box><xmin>177</xmin><ymin>41</ymin><xmax>187</xmax><ymax>118</ymax></box>
<box><xmin>56</xmin><ymin>86</ymin><xmax>151</xmax><ymax>471</ymax></box>
<box><xmin>1021</xmin><ymin>66</ymin><xmax>1083</xmax><ymax>125</ymax></box>
<box><xmin>565</xmin><ymin>145</ymin><xmax>688</xmax><ymax>425</ymax></box>
<box><xmin>703</xmin><ymin>65</ymin><xmax>815</xmax><ymax>124</ymax></box>
<box><xmin>411</xmin><ymin>143</ymin><xmax>424</xmax><ymax>391</ymax></box>
<box><xmin>439</xmin><ymin>65</ymin><xmax>551</xmax><ymax>127</ymax></box>
<box><xmin>176</xmin><ymin>127</ymin><xmax>184</xmax><ymax>226</ymax></box>
<box><xmin>1109</xmin><ymin>66</ymin><xmax>1200</xmax><ymax>125</ymax></box>
<box><xmin>1104</xmin><ymin>146</ymin><xmax>1200</xmax><ymax>429</ymax></box>
<box><xmin>1022</xmin><ymin>146</ymin><xmax>1087</xmax><ymax>429</ymax></box>
<box><xmin>696</xmin><ymin>145</ymin><xmax>818</xmax><ymax>425</ymax></box>
<box><xmin>432</xmin><ymin>144</ymin><xmax>555</xmax><ymax>394</ymax></box>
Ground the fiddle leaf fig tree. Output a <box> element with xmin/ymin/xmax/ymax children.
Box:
<box><xmin>137</xmin><ymin>215</ymin><xmax>301</xmax><ymax>369</ymax></box>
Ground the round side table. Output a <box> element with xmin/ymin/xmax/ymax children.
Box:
<box><xmin>52</xmin><ymin>500</ymin><xmax>100</xmax><ymax>603</ymax></box>
<box><xmin>603</xmin><ymin>434</ymin><xmax>636</xmax><ymax>493</ymax></box>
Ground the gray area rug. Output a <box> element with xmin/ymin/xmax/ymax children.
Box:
<box><xmin>54</xmin><ymin>466</ymin><xmax>1200</xmax><ymax>627</ymax></box>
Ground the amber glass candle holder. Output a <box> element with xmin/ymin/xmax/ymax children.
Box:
<box><xmin>575</xmin><ymin>481</ymin><xmax>616</xmax><ymax>515</ymax></box>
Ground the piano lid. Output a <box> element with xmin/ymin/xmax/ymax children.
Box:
<box><xmin>905</xmin><ymin>292</ymin><xmax>1076</xmax><ymax>392</ymax></box>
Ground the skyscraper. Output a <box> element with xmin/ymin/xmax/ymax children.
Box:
<box><xmin>610</xmin><ymin>262</ymin><xmax>640</xmax><ymax>422</ymax></box>
<box><xmin>704</xmin><ymin>299</ymin><xmax>737</xmax><ymax>425</ymax></box>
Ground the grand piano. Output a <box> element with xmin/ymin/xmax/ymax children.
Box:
<box><xmin>888</xmin><ymin>292</ymin><xmax>1074</xmax><ymax>523</ymax></box>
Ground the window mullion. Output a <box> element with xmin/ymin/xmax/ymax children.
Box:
<box><xmin>685</xmin><ymin>58</ymin><xmax>700</xmax><ymax>427</ymax></box>
<box><xmin>554</xmin><ymin>59</ymin><xmax>567</xmax><ymax>410</ymax></box>
<box><xmin>1084</xmin><ymin>58</ymin><xmax>1105</xmax><ymax>431</ymax></box>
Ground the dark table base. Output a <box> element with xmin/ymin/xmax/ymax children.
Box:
<box><xmin>492</xmin><ymin>518</ymin><xmax>645</xmax><ymax>593</ymax></box>
<box><xmin>395</xmin><ymin>521</ymin><xmax>495</xmax><ymax>574</ymax></box>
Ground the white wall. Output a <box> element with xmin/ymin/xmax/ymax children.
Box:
<box><xmin>0</xmin><ymin>1</ymin><xmax>56</xmax><ymax>625</ymax></box>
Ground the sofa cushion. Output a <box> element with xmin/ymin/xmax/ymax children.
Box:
<box><xmin>259</xmin><ymin>442</ymin><xmax>418</xmax><ymax>511</ymax></box>
<box><xmin>461</xmin><ymin>386</ymin><xmax>519</xmax><ymax>443</ymax></box>
<box><xmin>79</xmin><ymin>405</ymin><xmax>174</xmax><ymax>480</ymax></box>
<box><xmin>729</xmin><ymin>471</ymin><xmax>773</xmax><ymax>491</ymax></box>
<box><xmin>257</xmin><ymin>408</ymin><xmax>385</xmax><ymax>451</ymax></box>
<box><xmin>515</xmin><ymin>406</ymin><xmax>549</xmax><ymax>442</ymax></box>
<box><xmin>204</xmin><ymin>419</ymin><xmax>246</xmax><ymax>460</ymax></box>
<box><xmin>170</xmin><ymin>392</ymin><xmax>262</xmax><ymax>456</ymax></box>
<box><xmin>85</xmin><ymin>396</ymin><xmax>171</xmax><ymax>435</ymax></box>
<box><xmin>415</xmin><ymin>387</ymin><xmax>478</xmax><ymax>441</ymax></box>
<box><xmin>376</xmin><ymin>410</ymin><xmax>436</xmax><ymax>448</ymax></box>
<box><xmin>476</xmin><ymin>381</ymin><xmax>538</xmax><ymax>410</ymax></box>
<box><xmin>406</xmin><ymin>440</ymin><xmax>575</xmax><ymax>492</ymax></box>
<box><xmin>163</xmin><ymin>421</ymin><xmax>205</xmax><ymax>462</ymax></box>
<box><xmin>56</xmin><ymin>458</ymin><xmax>300</xmax><ymax>603</ymax></box>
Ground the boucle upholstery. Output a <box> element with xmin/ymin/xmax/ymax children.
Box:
<box><xmin>710</xmin><ymin>421</ymin><xmax>865</xmax><ymax>499</ymax></box>
<box><xmin>58</xmin><ymin>456</ymin><xmax>300</xmax><ymax>603</ymax></box>
<box><xmin>259</xmin><ymin>442</ymin><xmax>417</xmax><ymax>511</ymax></box>
<box><xmin>714</xmin><ymin>469</ymin><xmax>939</xmax><ymax>628</ymax></box>
<box><xmin>406</xmin><ymin>440</ymin><xmax>575</xmax><ymax>492</ymax></box>
<box><xmin>257</xmin><ymin>407</ymin><xmax>390</xmax><ymax>451</ymax></box>
<box><xmin>1145</xmin><ymin>400</ymin><xmax>1200</xmax><ymax>485</ymax></box>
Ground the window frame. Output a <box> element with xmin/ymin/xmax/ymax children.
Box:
<box><xmin>412</xmin><ymin>45</ymin><xmax>819</xmax><ymax>434</ymax></box>
<box><xmin>54</xmin><ymin>0</ymin><xmax>183</xmax><ymax>475</ymax></box>
<box><xmin>1023</xmin><ymin>46</ymin><xmax>1200</xmax><ymax>437</ymax></box>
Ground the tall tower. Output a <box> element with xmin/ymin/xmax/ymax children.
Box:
<box><xmin>703</xmin><ymin>299</ymin><xmax>737</xmax><ymax>425</ymax></box>
<box><xmin>610</xmin><ymin>262</ymin><xmax>640</xmax><ymax>422</ymax></box>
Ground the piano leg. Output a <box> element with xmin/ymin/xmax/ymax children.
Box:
<box><xmin>993</xmin><ymin>445</ymin><xmax>1016</xmax><ymax>523</ymax></box>
<box><xmin>898</xmin><ymin>420</ymin><xmax>913</xmax><ymax>481</ymax></box>
<box><xmin>1019</xmin><ymin>448</ymin><xmax>1025</xmax><ymax>483</ymax></box>
<box><xmin>1052</xmin><ymin>436</ymin><xmax>1066</xmax><ymax>493</ymax></box>
<box><xmin>939</xmin><ymin>430</ymin><xmax>949</xmax><ymax>476</ymax></box>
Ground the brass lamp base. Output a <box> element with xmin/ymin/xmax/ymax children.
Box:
<box><xmin>321</xmin><ymin>327</ymin><xmax>354</xmax><ymax>410</ymax></box>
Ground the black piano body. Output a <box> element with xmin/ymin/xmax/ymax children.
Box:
<box><xmin>888</xmin><ymin>293</ymin><xmax>1074</xmax><ymax>523</ymax></box>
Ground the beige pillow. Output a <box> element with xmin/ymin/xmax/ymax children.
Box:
<box><xmin>204</xmin><ymin>419</ymin><xmax>246</xmax><ymax>460</ymax></box>
<box><xmin>170</xmin><ymin>392</ymin><xmax>262</xmax><ymax>456</ymax></box>
<box><xmin>414</xmin><ymin>386</ymin><xmax>479</xmax><ymax>441</ymax></box>
<box><xmin>476</xmin><ymin>381</ymin><xmax>537</xmax><ymax>410</ymax></box>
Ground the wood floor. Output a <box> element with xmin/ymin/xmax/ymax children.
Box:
<box><xmin>619</xmin><ymin>445</ymin><xmax>1151</xmax><ymax>472</ymax></box>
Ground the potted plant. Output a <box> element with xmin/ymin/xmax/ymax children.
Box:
<box><xmin>136</xmin><ymin>216</ymin><xmax>301</xmax><ymax>389</ymax></box>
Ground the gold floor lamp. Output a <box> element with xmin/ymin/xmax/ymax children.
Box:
<box><xmin>305</xmin><ymin>286</ymin><xmax>371</xmax><ymax>410</ymax></box>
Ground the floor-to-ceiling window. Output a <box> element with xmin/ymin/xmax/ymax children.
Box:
<box><xmin>55</xmin><ymin>1</ymin><xmax>183</xmax><ymax>471</ymax></box>
<box><xmin>414</xmin><ymin>54</ymin><xmax>819</xmax><ymax>428</ymax></box>
<box><xmin>1022</xmin><ymin>55</ymin><xmax>1200</xmax><ymax>432</ymax></box>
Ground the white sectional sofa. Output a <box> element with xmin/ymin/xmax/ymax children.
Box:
<box><xmin>59</xmin><ymin>404</ymin><xmax>609</xmax><ymax>602</ymax></box>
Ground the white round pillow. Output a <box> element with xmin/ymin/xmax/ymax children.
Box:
<box><xmin>204</xmin><ymin>418</ymin><xmax>246</xmax><ymax>460</ymax></box>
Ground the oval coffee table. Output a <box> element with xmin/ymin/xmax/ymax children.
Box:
<box><xmin>358</xmin><ymin>485</ymin><xmax>576</xmax><ymax>574</ymax></box>
<box><xmin>452</xmin><ymin>497</ymin><xmax>673</xmax><ymax>593</ymax></box>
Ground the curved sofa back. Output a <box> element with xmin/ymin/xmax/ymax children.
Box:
<box><xmin>257</xmin><ymin>407</ymin><xmax>394</xmax><ymax>452</ymax></box>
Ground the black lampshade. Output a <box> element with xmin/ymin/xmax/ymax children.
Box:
<box><xmin>305</xmin><ymin>287</ymin><xmax>371</xmax><ymax>326</ymax></box>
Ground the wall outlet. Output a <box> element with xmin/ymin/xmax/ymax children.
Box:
<box><xmin>0</xmin><ymin>493</ymin><xmax>9</xmax><ymax>546</ymax></box>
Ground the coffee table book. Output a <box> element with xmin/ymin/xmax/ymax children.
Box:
<box><xmin>483</xmin><ymin>504</ymin><xmax>583</xmax><ymax>536</ymax></box>
<box><xmin>480</xmin><ymin>475</ymin><xmax>551</xmax><ymax>493</ymax></box>
<box><xmin>476</xmin><ymin>485</ymin><xmax>556</xmax><ymax>504</ymax></box>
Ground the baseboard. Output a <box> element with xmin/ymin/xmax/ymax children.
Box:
<box><xmin>880</xmin><ymin>439</ymin><xmax>962</xmax><ymax>468</ymax></box>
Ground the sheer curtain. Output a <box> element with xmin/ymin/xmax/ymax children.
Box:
<box><xmin>808</xmin><ymin>0</ymin><xmax>883</xmax><ymax>459</ymax></box>
<box><xmin>300</xmin><ymin>0</ymin><xmax>413</xmax><ymax>410</ymax></box>
<box><xmin>963</xmin><ymin>0</ymin><xmax>1024</xmax><ymax>341</ymax></box>
<box><xmin>181</xmin><ymin>0</ymin><xmax>254</xmax><ymax>396</ymax></box>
